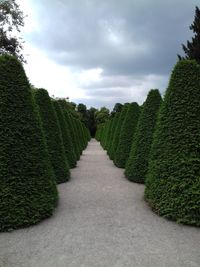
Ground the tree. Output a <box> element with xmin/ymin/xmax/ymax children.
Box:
<box><xmin>95</xmin><ymin>107</ymin><xmax>110</xmax><ymax>125</ymax></box>
<box><xmin>0</xmin><ymin>0</ymin><xmax>25</xmax><ymax>62</ymax></box>
<box><xmin>115</xmin><ymin>102</ymin><xmax>140</xmax><ymax>168</ymax></box>
<box><xmin>33</xmin><ymin>89</ymin><xmax>70</xmax><ymax>183</ymax></box>
<box><xmin>87</xmin><ymin>107</ymin><xmax>97</xmax><ymax>137</ymax></box>
<box><xmin>0</xmin><ymin>55</ymin><xmax>57</xmax><ymax>231</ymax></box>
<box><xmin>125</xmin><ymin>90</ymin><xmax>162</xmax><ymax>183</ymax></box>
<box><xmin>145</xmin><ymin>60</ymin><xmax>200</xmax><ymax>226</ymax></box>
<box><xmin>178</xmin><ymin>6</ymin><xmax>200</xmax><ymax>63</ymax></box>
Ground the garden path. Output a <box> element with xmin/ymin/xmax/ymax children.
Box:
<box><xmin>0</xmin><ymin>139</ymin><xmax>199</xmax><ymax>267</ymax></box>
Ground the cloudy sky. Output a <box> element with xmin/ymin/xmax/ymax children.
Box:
<box><xmin>18</xmin><ymin>0</ymin><xmax>199</xmax><ymax>109</ymax></box>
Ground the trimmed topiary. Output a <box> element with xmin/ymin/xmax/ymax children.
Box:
<box><xmin>56</xmin><ymin>100</ymin><xmax>80</xmax><ymax>161</ymax></box>
<box><xmin>110</xmin><ymin>104</ymin><xmax>129</xmax><ymax>161</ymax></box>
<box><xmin>145</xmin><ymin>60</ymin><xmax>200</xmax><ymax>226</ymax></box>
<box><xmin>125</xmin><ymin>90</ymin><xmax>162</xmax><ymax>183</ymax></box>
<box><xmin>53</xmin><ymin>100</ymin><xmax>77</xmax><ymax>168</ymax></box>
<box><xmin>0</xmin><ymin>55</ymin><xmax>58</xmax><ymax>231</ymax></box>
<box><xmin>34</xmin><ymin>89</ymin><xmax>70</xmax><ymax>183</ymax></box>
<box><xmin>115</xmin><ymin>102</ymin><xmax>140</xmax><ymax>168</ymax></box>
<box><xmin>107</xmin><ymin>113</ymin><xmax>120</xmax><ymax>158</ymax></box>
<box><xmin>105</xmin><ymin>119</ymin><xmax>114</xmax><ymax>151</ymax></box>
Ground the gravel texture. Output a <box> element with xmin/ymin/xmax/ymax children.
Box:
<box><xmin>0</xmin><ymin>139</ymin><xmax>200</xmax><ymax>267</ymax></box>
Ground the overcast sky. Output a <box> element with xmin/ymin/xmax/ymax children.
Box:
<box><xmin>18</xmin><ymin>0</ymin><xmax>199</xmax><ymax>109</ymax></box>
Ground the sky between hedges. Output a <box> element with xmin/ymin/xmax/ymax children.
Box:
<box><xmin>18</xmin><ymin>0</ymin><xmax>199</xmax><ymax>109</ymax></box>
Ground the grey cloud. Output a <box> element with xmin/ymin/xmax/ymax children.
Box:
<box><xmin>24</xmin><ymin>0</ymin><xmax>198</xmax><ymax>108</ymax></box>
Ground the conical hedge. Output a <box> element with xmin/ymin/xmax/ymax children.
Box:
<box><xmin>53</xmin><ymin>100</ymin><xmax>77</xmax><ymax>168</ymax></box>
<box><xmin>125</xmin><ymin>90</ymin><xmax>162</xmax><ymax>183</ymax></box>
<box><xmin>107</xmin><ymin>113</ymin><xmax>120</xmax><ymax>158</ymax></box>
<box><xmin>145</xmin><ymin>60</ymin><xmax>200</xmax><ymax>226</ymax></box>
<box><xmin>64</xmin><ymin>110</ymin><xmax>80</xmax><ymax>161</ymax></box>
<box><xmin>110</xmin><ymin>104</ymin><xmax>129</xmax><ymax>161</ymax></box>
<box><xmin>34</xmin><ymin>89</ymin><xmax>70</xmax><ymax>183</ymax></box>
<box><xmin>114</xmin><ymin>102</ymin><xmax>140</xmax><ymax>168</ymax></box>
<box><xmin>0</xmin><ymin>55</ymin><xmax>58</xmax><ymax>231</ymax></box>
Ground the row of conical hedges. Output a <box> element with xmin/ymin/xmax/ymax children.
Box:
<box><xmin>96</xmin><ymin>59</ymin><xmax>200</xmax><ymax>226</ymax></box>
<box><xmin>0</xmin><ymin>55</ymin><xmax>90</xmax><ymax>231</ymax></box>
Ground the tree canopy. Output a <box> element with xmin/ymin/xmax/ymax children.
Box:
<box><xmin>178</xmin><ymin>6</ymin><xmax>200</xmax><ymax>63</ymax></box>
<box><xmin>0</xmin><ymin>0</ymin><xmax>25</xmax><ymax>62</ymax></box>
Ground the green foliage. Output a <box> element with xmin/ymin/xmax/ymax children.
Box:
<box><xmin>145</xmin><ymin>60</ymin><xmax>200</xmax><ymax>226</ymax></box>
<box><xmin>107</xmin><ymin>113</ymin><xmax>120</xmax><ymax>158</ymax></box>
<box><xmin>115</xmin><ymin>102</ymin><xmax>140</xmax><ymax>168</ymax></box>
<box><xmin>0</xmin><ymin>0</ymin><xmax>25</xmax><ymax>62</ymax></box>
<box><xmin>110</xmin><ymin>104</ymin><xmax>129</xmax><ymax>160</ymax></box>
<box><xmin>178</xmin><ymin>6</ymin><xmax>200</xmax><ymax>63</ymax></box>
<box><xmin>95</xmin><ymin>107</ymin><xmax>110</xmax><ymax>124</ymax></box>
<box><xmin>105</xmin><ymin>119</ymin><xmax>114</xmax><ymax>150</ymax></box>
<box><xmin>0</xmin><ymin>55</ymin><xmax>58</xmax><ymax>231</ymax></box>
<box><xmin>125</xmin><ymin>90</ymin><xmax>162</xmax><ymax>183</ymax></box>
<box><xmin>53</xmin><ymin>100</ymin><xmax>77</xmax><ymax>168</ymax></box>
<box><xmin>59</xmin><ymin>100</ymin><xmax>82</xmax><ymax>160</ymax></box>
<box><xmin>34</xmin><ymin>89</ymin><xmax>70</xmax><ymax>183</ymax></box>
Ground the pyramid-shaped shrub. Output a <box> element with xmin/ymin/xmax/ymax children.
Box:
<box><xmin>34</xmin><ymin>89</ymin><xmax>70</xmax><ymax>183</ymax></box>
<box><xmin>0</xmin><ymin>55</ymin><xmax>58</xmax><ymax>231</ymax></box>
<box><xmin>115</xmin><ymin>102</ymin><xmax>140</xmax><ymax>168</ymax></box>
<box><xmin>105</xmin><ymin>119</ymin><xmax>114</xmax><ymax>151</ymax></box>
<box><xmin>53</xmin><ymin>100</ymin><xmax>77</xmax><ymax>168</ymax></box>
<box><xmin>110</xmin><ymin>104</ymin><xmax>129</xmax><ymax>162</ymax></box>
<box><xmin>58</xmin><ymin>100</ymin><xmax>81</xmax><ymax>161</ymax></box>
<box><xmin>125</xmin><ymin>90</ymin><xmax>162</xmax><ymax>183</ymax></box>
<box><xmin>107</xmin><ymin>113</ymin><xmax>120</xmax><ymax>158</ymax></box>
<box><xmin>145</xmin><ymin>60</ymin><xmax>200</xmax><ymax>226</ymax></box>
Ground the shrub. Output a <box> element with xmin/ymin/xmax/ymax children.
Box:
<box><xmin>34</xmin><ymin>89</ymin><xmax>70</xmax><ymax>183</ymax></box>
<box><xmin>125</xmin><ymin>90</ymin><xmax>162</xmax><ymax>183</ymax></box>
<box><xmin>0</xmin><ymin>55</ymin><xmax>58</xmax><ymax>231</ymax></box>
<box><xmin>145</xmin><ymin>60</ymin><xmax>200</xmax><ymax>226</ymax></box>
<box><xmin>53</xmin><ymin>101</ymin><xmax>77</xmax><ymax>168</ymax></box>
<box><xmin>115</xmin><ymin>102</ymin><xmax>140</xmax><ymax>168</ymax></box>
<box><xmin>110</xmin><ymin>104</ymin><xmax>129</xmax><ymax>162</ymax></box>
<box><xmin>107</xmin><ymin>113</ymin><xmax>120</xmax><ymax>158</ymax></box>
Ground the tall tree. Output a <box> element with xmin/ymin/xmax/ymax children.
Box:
<box><xmin>178</xmin><ymin>6</ymin><xmax>200</xmax><ymax>63</ymax></box>
<box><xmin>0</xmin><ymin>0</ymin><xmax>25</xmax><ymax>62</ymax></box>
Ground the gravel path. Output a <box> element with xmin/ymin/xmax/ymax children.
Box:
<box><xmin>0</xmin><ymin>139</ymin><xmax>200</xmax><ymax>267</ymax></box>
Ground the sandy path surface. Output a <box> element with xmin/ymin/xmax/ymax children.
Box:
<box><xmin>0</xmin><ymin>139</ymin><xmax>199</xmax><ymax>267</ymax></box>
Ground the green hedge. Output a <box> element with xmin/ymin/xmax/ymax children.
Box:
<box><xmin>125</xmin><ymin>90</ymin><xmax>162</xmax><ymax>183</ymax></box>
<box><xmin>34</xmin><ymin>89</ymin><xmax>70</xmax><ymax>183</ymax></box>
<box><xmin>115</xmin><ymin>102</ymin><xmax>140</xmax><ymax>168</ymax></box>
<box><xmin>0</xmin><ymin>55</ymin><xmax>58</xmax><ymax>231</ymax></box>
<box><xmin>145</xmin><ymin>60</ymin><xmax>200</xmax><ymax>226</ymax></box>
<box><xmin>107</xmin><ymin>113</ymin><xmax>120</xmax><ymax>158</ymax></box>
<box><xmin>110</xmin><ymin>104</ymin><xmax>129</xmax><ymax>162</ymax></box>
<box><xmin>53</xmin><ymin>101</ymin><xmax>77</xmax><ymax>168</ymax></box>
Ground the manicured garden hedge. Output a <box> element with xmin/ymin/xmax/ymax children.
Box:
<box><xmin>145</xmin><ymin>60</ymin><xmax>200</xmax><ymax>226</ymax></box>
<box><xmin>112</xmin><ymin>104</ymin><xmax>129</xmax><ymax>165</ymax></box>
<box><xmin>125</xmin><ymin>90</ymin><xmax>162</xmax><ymax>183</ymax></box>
<box><xmin>115</xmin><ymin>102</ymin><xmax>140</xmax><ymax>168</ymax></box>
<box><xmin>53</xmin><ymin>100</ymin><xmax>77</xmax><ymax>168</ymax></box>
<box><xmin>0</xmin><ymin>55</ymin><xmax>58</xmax><ymax>231</ymax></box>
<box><xmin>34</xmin><ymin>89</ymin><xmax>70</xmax><ymax>183</ymax></box>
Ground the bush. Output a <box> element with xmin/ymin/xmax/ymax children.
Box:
<box><xmin>53</xmin><ymin>100</ymin><xmax>77</xmax><ymax>168</ymax></box>
<box><xmin>34</xmin><ymin>89</ymin><xmax>70</xmax><ymax>183</ymax></box>
<box><xmin>115</xmin><ymin>102</ymin><xmax>140</xmax><ymax>168</ymax></box>
<box><xmin>107</xmin><ymin>113</ymin><xmax>120</xmax><ymax>158</ymax></box>
<box><xmin>125</xmin><ymin>90</ymin><xmax>162</xmax><ymax>183</ymax></box>
<box><xmin>145</xmin><ymin>60</ymin><xmax>200</xmax><ymax>226</ymax></box>
<box><xmin>110</xmin><ymin>104</ymin><xmax>129</xmax><ymax>162</ymax></box>
<box><xmin>0</xmin><ymin>55</ymin><xmax>58</xmax><ymax>231</ymax></box>
<box><xmin>57</xmin><ymin>100</ymin><xmax>82</xmax><ymax>160</ymax></box>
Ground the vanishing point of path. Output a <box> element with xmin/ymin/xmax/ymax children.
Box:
<box><xmin>0</xmin><ymin>139</ymin><xmax>200</xmax><ymax>267</ymax></box>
